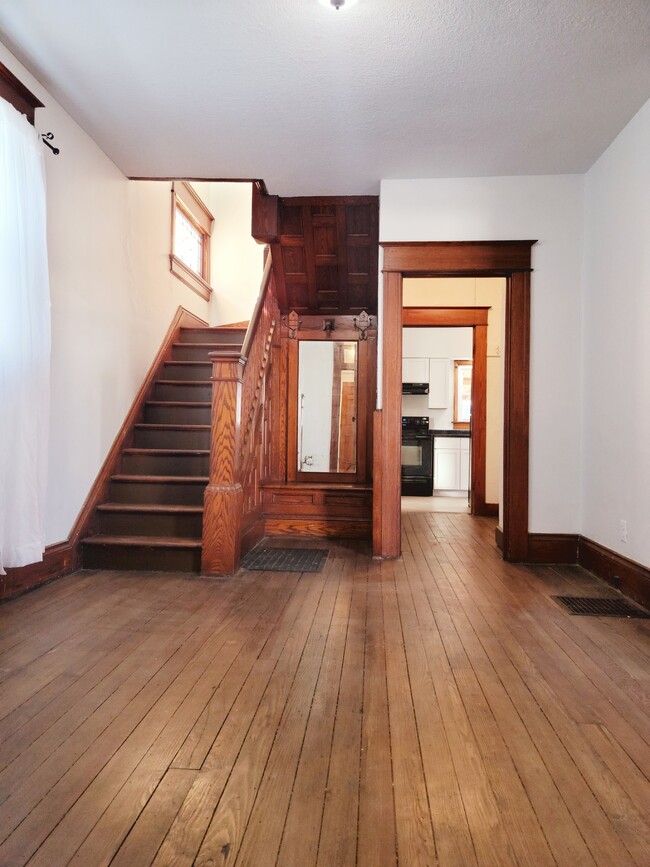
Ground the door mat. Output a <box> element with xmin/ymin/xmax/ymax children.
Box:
<box><xmin>552</xmin><ymin>596</ymin><xmax>650</xmax><ymax>618</ymax></box>
<box><xmin>241</xmin><ymin>547</ymin><xmax>329</xmax><ymax>573</ymax></box>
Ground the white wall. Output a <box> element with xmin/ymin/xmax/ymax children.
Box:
<box><xmin>582</xmin><ymin>98</ymin><xmax>650</xmax><ymax>566</ymax></box>
<box><xmin>192</xmin><ymin>182</ymin><xmax>264</xmax><ymax>326</ymax></box>
<box><xmin>128</xmin><ymin>181</ymin><xmax>263</xmax><ymax>328</ymax></box>
<box><xmin>381</xmin><ymin>175</ymin><xmax>584</xmax><ymax>533</ymax></box>
<box><xmin>0</xmin><ymin>44</ymin><xmax>210</xmax><ymax>546</ymax></box>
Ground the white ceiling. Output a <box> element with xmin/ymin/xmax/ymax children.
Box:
<box><xmin>1</xmin><ymin>0</ymin><xmax>649</xmax><ymax>195</ymax></box>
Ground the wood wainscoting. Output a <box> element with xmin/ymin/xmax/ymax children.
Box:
<box><xmin>262</xmin><ymin>484</ymin><xmax>372</xmax><ymax>539</ymax></box>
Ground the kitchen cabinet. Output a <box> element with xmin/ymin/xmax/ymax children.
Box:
<box><xmin>402</xmin><ymin>357</ymin><xmax>429</xmax><ymax>383</ymax></box>
<box><xmin>434</xmin><ymin>435</ymin><xmax>470</xmax><ymax>491</ymax></box>
<box><xmin>428</xmin><ymin>358</ymin><xmax>449</xmax><ymax>408</ymax></box>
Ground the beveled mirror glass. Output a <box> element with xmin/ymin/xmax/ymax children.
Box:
<box><xmin>297</xmin><ymin>341</ymin><xmax>357</xmax><ymax>473</ymax></box>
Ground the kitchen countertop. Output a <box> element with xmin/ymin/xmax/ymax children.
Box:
<box><xmin>429</xmin><ymin>429</ymin><xmax>470</xmax><ymax>438</ymax></box>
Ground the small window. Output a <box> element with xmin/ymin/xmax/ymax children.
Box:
<box><xmin>170</xmin><ymin>182</ymin><xmax>214</xmax><ymax>300</ymax></box>
<box><xmin>453</xmin><ymin>360</ymin><xmax>472</xmax><ymax>429</ymax></box>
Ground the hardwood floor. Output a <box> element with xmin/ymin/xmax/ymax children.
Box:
<box><xmin>0</xmin><ymin>514</ymin><xmax>648</xmax><ymax>866</ymax></box>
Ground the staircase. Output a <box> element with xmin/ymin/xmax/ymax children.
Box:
<box><xmin>81</xmin><ymin>325</ymin><xmax>246</xmax><ymax>572</ymax></box>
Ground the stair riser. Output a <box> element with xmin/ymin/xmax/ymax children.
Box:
<box><xmin>163</xmin><ymin>363</ymin><xmax>213</xmax><ymax>382</ymax></box>
<box><xmin>179</xmin><ymin>328</ymin><xmax>246</xmax><ymax>345</ymax></box>
<box><xmin>145</xmin><ymin>405</ymin><xmax>211</xmax><ymax>425</ymax></box>
<box><xmin>82</xmin><ymin>543</ymin><xmax>201</xmax><ymax>572</ymax></box>
<box><xmin>133</xmin><ymin>429</ymin><xmax>210</xmax><ymax>449</ymax></box>
<box><xmin>94</xmin><ymin>511</ymin><xmax>203</xmax><ymax>538</ymax></box>
<box><xmin>110</xmin><ymin>480</ymin><xmax>206</xmax><ymax>505</ymax></box>
<box><xmin>172</xmin><ymin>344</ymin><xmax>241</xmax><ymax>361</ymax></box>
<box><xmin>154</xmin><ymin>382</ymin><xmax>212</xmax><ymax>402</ymax></box>
<box><xmin>122</xmin><ymin>453</ymin><xmax>209</xmax><ymax>475</ymax></box>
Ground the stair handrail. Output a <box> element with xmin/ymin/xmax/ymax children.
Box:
<box><xmin>201</xmin><ymin>252</ymin><xmax>278</xmax><ymax>575</ymax></box>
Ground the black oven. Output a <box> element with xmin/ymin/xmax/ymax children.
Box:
<box><xmin>401</xmin><ymin>416</ymin><xmax>433</xmax><ymax>496</ymax></box>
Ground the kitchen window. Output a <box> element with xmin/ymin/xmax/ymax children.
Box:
<box><xmin>453</xmin><ymin>360</ymin><xmax>472</xmax><ymax>429</ymax></box>
<box><xmin>170</xmin><ymin>182</ymin><xmax>214</xmax><ymax>300</ymax></box>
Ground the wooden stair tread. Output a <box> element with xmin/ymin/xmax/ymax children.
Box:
<box><xmin>155</xmin><ymin>380</ymin><xmax>212</xmax><ymax>386</ymax></box>
<box><xmin>163</xmin><ymin>360</ymin><xmax>212</xmax><ymax>366</ymax></box>
<box><xmin>111</xmin><ymin>474</ymin><xmax>209</xmax><ymax>483</ymax></box>
<box><xmin>123</xmin><ymin>448</ymin><xmax>209</xmax><ymax>456</ymax></box>
<box><xmin>172</xmin><ymin>342</ymin><xmax>242</xmax><ymax>349</ymax></box>
<box><xmin>82</xmin><ymin>535</ymin><xmax>202</xmax><ymax>548</ymax></box>
<box><xmin>134</xmin><ymin>424</ymin><xmax>210</xmax><ymax>430</ymax></box>
<box><xmin>96</xmin><ymin>503</ymin><xmax>203</xmax><ymax>514</ymax></box>
<box><xmin>146</xmin><ymin>401</ymin><xmax>211</xmax><ymax>407</ymax></box>
<box><xmin>180</xmin><ymin>326</ymin><xmax>246</xmax><ymax>333</ymax></box>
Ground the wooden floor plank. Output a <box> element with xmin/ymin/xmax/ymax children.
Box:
<box><xmin>0</xmin><ymin>517</ymin><xmax>645</xmax><ymax>867</ymax></box>
<box><xmin>275</xmin><ymin>558</ymin><xmax>352</xmax><ymax>867</ymax></box>
<box><xmin>356</xmin><ymin>557</ymin><xmax>397</xmax><ymax>867</ymax></box>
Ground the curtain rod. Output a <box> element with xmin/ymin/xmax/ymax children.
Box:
<box><xmin>40</xmin><ymin>132</ymin><xmax>59</xmax><ymax>155</ymax></box>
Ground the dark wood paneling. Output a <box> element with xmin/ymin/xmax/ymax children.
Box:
<box><xmin>269</xmin><ymin>195</ymin><xmax>379</xmax><ymax>315</ymax></box>
<box><xmin>0</xmin><ymin>542</ymin><xmax>74</xmax><ymax>602</ymax></box>
<box><xmin>0</xmin><ymin>62</ymin><xmax>43</xmax><ymax>125</ymax></box>
<box><xmin>578</xmin><ymin>537</ymin><xmax>650</xmax><ymax>610</ymax></box>
<box><xmin>264</xmin><ymin>517</ymin><xmax>371</xmax><ymax>539</ymax></box>
<box><xmin>382</xmin><ymin>241</ymin><xmax>536</xmax><ymax>274</ymax></box>
<box><xmin>403</xmin><ymin>307</ymin><xmax>490</xmax><ymax>327</ymax></box>
<box><xmin>526</xmin><ymin>533</ymin><xmax>580</xmax><ymax>564</ymax></box>
<box><xmin>251</xmin><ymin>182</ymin><xmax>279</xmax><ymax>243</ymax></box>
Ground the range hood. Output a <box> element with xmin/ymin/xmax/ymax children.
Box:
<box><xmin>402</xmin><ymin>382</ymin><xmax>429</xmax><ymax>395</ymax></box>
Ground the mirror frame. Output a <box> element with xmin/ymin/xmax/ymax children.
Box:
<box><xmin>287</xmin><ymin>330</ymin><xmax>369</xmax><ymax>484</ymax></box>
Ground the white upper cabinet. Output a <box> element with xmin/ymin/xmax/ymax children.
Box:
<box><xmin>428</xmin><ymin>358</ymin><xmax>449</xmax><ymax>408</ymax></box>
<box><xmin>402</xmin><ymin>357</ymin><xmax>429</xmax><ymax>383</ymax></box>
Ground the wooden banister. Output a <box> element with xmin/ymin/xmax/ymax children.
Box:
<box><xmin>201</xmin><ymin>255</ymin><xmax>279</xmax><ymax>575</ymax></box>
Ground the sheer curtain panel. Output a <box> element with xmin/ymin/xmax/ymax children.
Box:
<box><xmin>0</xmin><ymin>98</ymin><xmax>51</xmax><ymax>574</ymax></box>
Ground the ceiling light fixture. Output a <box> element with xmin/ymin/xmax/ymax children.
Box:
<box><xmin>319</xmin><ymin>0</ymin><xmax>357</xmax><ymax>10</ymax></box>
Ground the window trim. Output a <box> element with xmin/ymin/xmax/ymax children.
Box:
<box><xmin>453</xmin><ymin>359</ymin><xmax>472</xmax><ymax>430</ymax></box>
<box><xmin>170</xmin><ymin>181</ymin><xmax>214</xmax><ymax>301</ymax></box>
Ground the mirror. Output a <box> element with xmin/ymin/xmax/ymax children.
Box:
<box><xmin>297</xmin><ymin>341</ymin><xmax>357</xmax><ymax>473</ymax></box>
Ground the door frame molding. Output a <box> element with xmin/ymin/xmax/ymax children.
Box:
<box><xmin>374</xmin><ymin>240</ymin><xmax>536</xmax><ymax>561</ymax></box>
<box><xmin>402</xmin><ymin>306</ymin><xmax>489</xmax><ymax>515</ymax></box>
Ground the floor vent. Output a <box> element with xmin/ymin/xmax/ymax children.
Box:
<box><xmin>241</xmin><ymin>547</ymin><xmax>329</xmax><ymax>573</ymax></box>
<box><xmin>552</xmin><ymin>596</ymin><xmax>650</xmax><ymax>618</ymax></box>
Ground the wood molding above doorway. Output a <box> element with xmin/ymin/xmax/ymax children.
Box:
<box><xmin>375</xmin><ymin>240</ymin><xmax>536</xmax><ymax>562</ymax></box>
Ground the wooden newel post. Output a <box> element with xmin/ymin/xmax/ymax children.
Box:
<box><xmin>201</xmin><ymin>354</ymin><xmax>245</xmax><ymax>575</ymax></box>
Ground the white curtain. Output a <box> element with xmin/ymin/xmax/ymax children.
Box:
<box><xmin>0</xmin><ymin>98</ymin><xmax>51</xmax><ymax>574</ymax></box>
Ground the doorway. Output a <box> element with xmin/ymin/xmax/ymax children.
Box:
<box><xmin>373</xmin><ymin>240</ymin><xmax>535</xmax><ymax>562</ymax></box>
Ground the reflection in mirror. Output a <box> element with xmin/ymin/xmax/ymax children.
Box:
<box><xmin>298</xmin><ymin>341</ymin><xmax>357</xmax><ymax>473</ymax></box>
